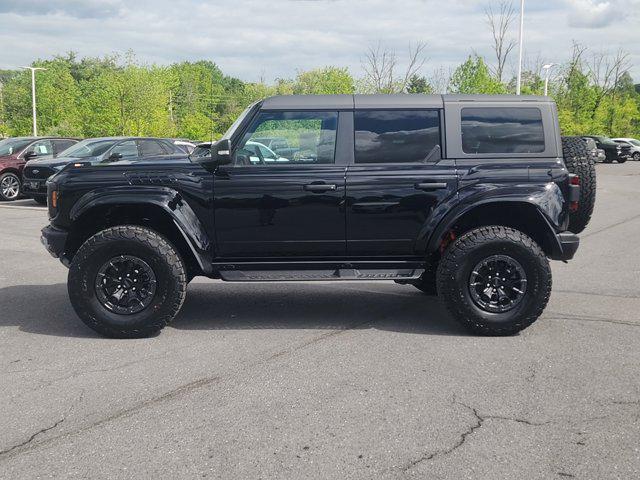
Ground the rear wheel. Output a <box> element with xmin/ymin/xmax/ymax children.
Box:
<box><xmin>562</xmin><ymin>136</ymin><xmax>596</xmax><ymax>234</ymax></box>
<box><xmin>437</xmin><ymin>226</ymin><xmax>551</xmax><ymax>336</ymax></box>
<box><xmin>0</xmin><ymin>172</ymin><xmax>21</xmax><ymax>201</ymax></box>
<box><xmin>68</xmin><ymin>225</ymin><xmax>187</xmax><ymax>338</ymax></box>
<box><xmin>633</xmin><ymin>152</ymin><xmax>640</xmax><ymax>161</ymax></box>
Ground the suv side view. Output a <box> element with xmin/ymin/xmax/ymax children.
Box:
<box><xmin>41</xmin><ymin>94</ymin><xmax>587</xmax><ymax>338</ymax></box>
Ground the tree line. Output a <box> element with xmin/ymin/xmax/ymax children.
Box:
<box><xmin>0</xmin><ymin>10</ymin><xmax>637</xmax><ymax>141</ymax></box>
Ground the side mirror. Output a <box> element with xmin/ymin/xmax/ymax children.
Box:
<box><xmin>24</xmin><ymin>151</ymin><xmax>38</xmax><ymax>160</ymax></box>
<box><xmin>212</xmin><ymin>139</ymin><xmax>232</xmax><ymax>165</ymax></box>
<box><xmin>109</xmin><ymin>152</ymin><xmax>123</xmax><ymax>160</ymax></box>
<box><xmin>192</xmin><ymin>139</ymin><xmax>232</xmax><ymax>171</ymax></box>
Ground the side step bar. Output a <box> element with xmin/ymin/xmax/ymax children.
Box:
<box><xmin>219</xmin><ymin>268</ymin><xmax>425</xmax><ymax>282</ymax></box>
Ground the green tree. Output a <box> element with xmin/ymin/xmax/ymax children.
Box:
<box><xmin>407</xmin><ymin>74</ymin><xmax>433</xmax><ymax>94</ymax></box>
<box><xmin>449</xmin><ymin>55</ymin><xmax>507</xmax><ymax>94</ymax></box>
<box><xmin>293</xmin><ymin>67</ymin><xmax>355</xmax><ymax>94</ymax></box>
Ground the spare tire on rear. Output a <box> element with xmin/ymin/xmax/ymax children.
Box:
<box><xmin>561</xmin><ymin>136</ymin><xmax>596</xmax><ymax>234</ymax></box>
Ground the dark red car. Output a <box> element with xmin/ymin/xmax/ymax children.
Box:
<box><xmin>0</xmin><ymin>137</ymin><xmax>78</xmax><ymax>201</ymax></box>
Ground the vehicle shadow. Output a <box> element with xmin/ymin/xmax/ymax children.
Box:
<box><xmin>0</xmin><ymin>282</ymin><xmax>467</xmax><ymax>338</ymax></box>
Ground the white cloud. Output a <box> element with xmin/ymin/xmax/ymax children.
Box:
<box><xmin>565</xmin><ymin>0</ymin><xmax>616</xmax><ymax>28</ymax></box>
<box><xmin>0</xmin><ymin>0</ymin><xmax>638</xmax><ymax>82</ymax></box>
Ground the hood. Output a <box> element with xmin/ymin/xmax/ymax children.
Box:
<box><xmin>26</xmin><ymin>155</ymin><xmax>100</xmax><ymax>171</ymax></box>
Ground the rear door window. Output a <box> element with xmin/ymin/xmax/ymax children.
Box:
<box><xmin>354</xmin><ymin>110</ymin><xmax>441</xmax><ymax>163</ymax></box>
<box><xmin>140</xmin><ymin>140</ymin><xmax>169</xmax><ymax>157</ymax></box>
<box><xmin>461</xmin><ymin>107</ymin><xmax>545</xmax><ymax>154</ymax></box>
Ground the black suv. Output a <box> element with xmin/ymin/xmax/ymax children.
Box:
<box><xmin>41</xmin><ymin>94</ymin><xmax>587</xmax><ymax>338</ymax></box>
<box><xmin>582</xmin><ymin>135</ymin><xmax>628</xmax><ymax>163</ymax></box>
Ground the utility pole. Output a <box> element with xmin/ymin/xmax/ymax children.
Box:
<box><xmin>515</xmin><ymin>0</ymin><xmax>525</xmax><ymax>95</ymax></box>
<box><xmin>19</xmin><ymin>66</ymin><xmax>46</xmax><ymax>136</ymax></box>
<box><xmin>542</xmin><ymin>63</ymin><xmax>556</xmax><ymax>96</ymax></box>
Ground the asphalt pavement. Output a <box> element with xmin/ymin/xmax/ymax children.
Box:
<box><xmin>0</xmin><ymin>163</ymin><xmax>639</xmax><ymax>479</ymax></box>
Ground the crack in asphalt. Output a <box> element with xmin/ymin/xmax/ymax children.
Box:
<box><xmin>402</xmin><ymin>398</ymin><xmax>549</xmax><ymax>471</ymax></box>
<box><xmin>546</xmin><ymin>312</ymin><xmax>640</xmax><ymax>328</ymax></box>
<box><xmin>0</xmin><ymin>389</ymin><xmax>84</xmax><ymax>458</ymax></box>
<box><xmin>0</xmin><ymin>320</ymin><xmax>371</xmax><ymax>462</ymax></box>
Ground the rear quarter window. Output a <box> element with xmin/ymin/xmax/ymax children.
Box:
<box><xmin>461</xmin><ymin>107</ymin><xmax>545</xmax><ymax>154</ymax></box>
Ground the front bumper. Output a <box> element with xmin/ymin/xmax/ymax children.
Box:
<box><xmin>41</xmin><ymin>224</ymin><xmax>68</xmax><ymax>263</ymax></box>
<box><xmin>22</xmin><ymin>177</ymin><xmax>48</xmax><ymax>196</ymax></box>
<box><xmin>549</xmin><ymin>232</ymin><xmax>580</xmax><ymax>261</ymax></box>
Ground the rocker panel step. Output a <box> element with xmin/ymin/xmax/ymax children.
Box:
<box><xmin>219</xmin><ymin>268</ymin><xmax>425</xmax><ymax>282</ymax></box>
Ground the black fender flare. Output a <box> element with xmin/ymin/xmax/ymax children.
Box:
<box><xmin>420</xmin><ymin>183</ymin><xmax>568</xmax><ymax>259</ymax></box>
<box><xmin>69</xmin><ymin>185</ymin><xmax>212</xmax><ymax>273</ymax></box>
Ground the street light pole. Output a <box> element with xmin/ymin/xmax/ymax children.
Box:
<box><xmin>516</xmin><ymin>0</ymin><xmax>525</xmax><ymax>95</ymax></box>
<box><xmin>542</xmin><ymin>63</ymin><xmax>556</xmax><ymax>96</ymax></box>
<box><xmin>19</xmin><ymin>66</ymin><xmax>46</xmax><ymax>136</ymax></box>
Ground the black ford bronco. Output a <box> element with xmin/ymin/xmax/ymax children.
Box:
<box><xmin>41</xmin><ymin>94</ymin><xmax>594</xmax><ymax>338</ymax></box>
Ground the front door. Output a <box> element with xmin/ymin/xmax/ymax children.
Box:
<box><xmin>346</xmin><ymin>109</ymin><xmax>458</xmax><ymax>256</ymax></box>
<box><xmin>213</xmin><ymin>110</ymin><xmax>347</xmax><ymax>258</ymax></box>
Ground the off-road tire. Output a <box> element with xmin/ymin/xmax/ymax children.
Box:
<box><xmin>436</xmin><ymin>226</ymin><xmax>552</xmax><ymax>336</ymax></box>
<box><xmin>562</xmin><ymin>136</ymin><xmax>596</xmax><ymax>234</ymax></box>
<box><xmin>32</xmin><ymin>195</ymin><xmax>47</xmax><ymax>205</ymax></box>
<box><xmin>68</xmin><ymin>225</ymin><xmax>187</xmax><ymax>338</ymax></box>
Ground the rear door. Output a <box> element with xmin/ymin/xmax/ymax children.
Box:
<box><xmin>213</xmin><ymin>110</ymin><xmax>348</xmax><ymax>258</ymax></box>
<box><xmin>345</xmin><ymin>109</ymin><xmax>458</xmax><ymax>256</ymax></box>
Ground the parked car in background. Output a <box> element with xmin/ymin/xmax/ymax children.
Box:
<box><xmin>250</xmin><ymin>136</ymin><xmax>297</xmax><ymax>159</ymax></box>
<box><xmin>582</xmin><ymin>137</ymin><xmax>605</xmax><ymax>163</ymax></box>
<box><xmin>22</xmin><ymin>137</ymin><xmax>186</xmax><ymax>204</ymax></box>
<box><xmin>612</xmin><ymin>138</ymin><xmax>640</xmax><ymax>161</ymax></box>
<box><xmin>0</xmin><ymin>137</ymin><xmax>78</xmax><ymax>201</ymax></box>
<box><xmin>582</xmin><ymin>135</ymin><xmax>627</xmax><ymax>163</ymax></box>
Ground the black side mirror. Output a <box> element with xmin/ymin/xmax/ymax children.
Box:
<box><xmin>212</xmin><ymin>139</ymin><xmax>231</xmax><ymax>165</ymax></box>
<box><xmin>192</xmin><ymin>139</ymin><xmax>232</xmax><ymax>171</ymax></box>
<box><xmin>24</xmin><ymin>151</ymin><xmax>38</xmax><ymax>160</ymax></box>
<box><xmin>109</xmin><ymin>152</ymin><xmax>123</xmax><ymax>160</ymax></box>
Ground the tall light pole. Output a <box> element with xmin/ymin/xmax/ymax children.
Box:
<box><xmin>515</xmin><ymin>0</ymin><xmax>525</xmax><ymax>95</ymax></box>
<box><xmin>542</xmin><ymin>63</ymin><xmax>556</xmax><ymax>96</ymax></box>
<box><xmin>19</xmin><ymin>66</ymin><xmax>46</xmax><ymax>136</ymax></box>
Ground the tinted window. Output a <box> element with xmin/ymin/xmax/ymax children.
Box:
<box><xmin>354</xmin><ymin>110</ymin><xmax>440</xmax><ymax>163</ymax></box>
<box><xmin>53</xmin><ymin>139</ymin><xmax>76</xmax><ymax>155</ymax></box>
<box><xmin>140</xmin><ymin>140</ymin><xmax>169</xmax><ymax>157</ymax></box>
<box><xmin>0</xmin><ymin>138</ymin><xmax>33</xmax><ymax>156</ymax></box>
<box><xmin>237</xmin><ymin>111</ymin><xmax>338</xmax><ymax>165</ymax></box>
<box><xmin>461</xmin><ymin>107</ymin><xmax>545</xmax><ymax>154</ymax></box>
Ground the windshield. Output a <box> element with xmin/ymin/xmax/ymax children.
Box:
<box><xmin>59</xmin><ymin>139</ymin><xmax>119</xmax><ymax>158</ymax></box>
<box><xmin>220</xmin><ymin>103</ymin><xmax>258</xmax><ymax>140</ymax></box>
<box><xmin>0</xmin><ymin>138</ymin><xmax>32</xmax><ymax>156</ymax></box>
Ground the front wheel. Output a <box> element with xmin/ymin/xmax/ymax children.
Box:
<box><xmin>68</xmin><ymin>225</ymin><xmax>187</xmax><ymax>338</ymax></box>
<box><xmin>633</xmin><ymin>152</ymin><xmax>640</xmax><ymax>161</ymax></box>
<box><xmin>437</xmin><ymin>226</ymin><xmax>552</xmax><ymax>336</ymax></box>
<box><xmin>0</xmin><ymin>172</ymin><xmax>21</xmax><ymax>201</ymax></box>
<box><xmin>617</xmin><ymin>157</ymin><xmax>627</xmax><ymax>164</ymax></box>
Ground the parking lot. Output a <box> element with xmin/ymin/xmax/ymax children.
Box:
<box><xmin>0</xmin><ymin>163</ymin><xmax>638</xmax><ymax>479</ymax></box>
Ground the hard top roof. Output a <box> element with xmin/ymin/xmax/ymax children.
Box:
<box><xmin>260</xmin><ymin>94</ymin><xmax>552</xmax><ymax>110</ymax></box>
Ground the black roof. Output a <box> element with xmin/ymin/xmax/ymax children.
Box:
<box><xmin>260</xmin><ymin>94</ymin><xmax>552</xmax><ymax>110</ymax></box>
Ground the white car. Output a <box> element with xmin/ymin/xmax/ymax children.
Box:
<box><xmin>612</xmin><ymin>138</ymin><xmax>640</xmax><ymax>161</ymax></box>
<box><xmin>245</xmin><ymin>141</ymin><xmax>289</xmax><ymax>163</ymax></box>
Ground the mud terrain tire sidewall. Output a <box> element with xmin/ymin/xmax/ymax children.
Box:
<box><xmin>562</xmin><ymin>136</ymin><xmax>596</xmax><ymax>234</ymax></box>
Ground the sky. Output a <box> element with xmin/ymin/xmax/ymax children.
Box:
<box><xmin>0</xmin><ymin>0</ymin><xmax>639</xmax><ymax>83</ymax></box>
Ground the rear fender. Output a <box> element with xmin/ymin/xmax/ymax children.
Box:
<box><xmin>420</xmin><ymin>182</ymin><xmax>567</xmax><ymax>256</ymax></box>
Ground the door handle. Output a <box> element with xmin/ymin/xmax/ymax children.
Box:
<box><xmin>304</xmin><ymin>183</ymin><xmax>337</xmax><ymax>192</ymax></box>
<box><xmin>414</xmin><ymin>182</ymin><xmax>448</xmax><ymax>191</ymax></box>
